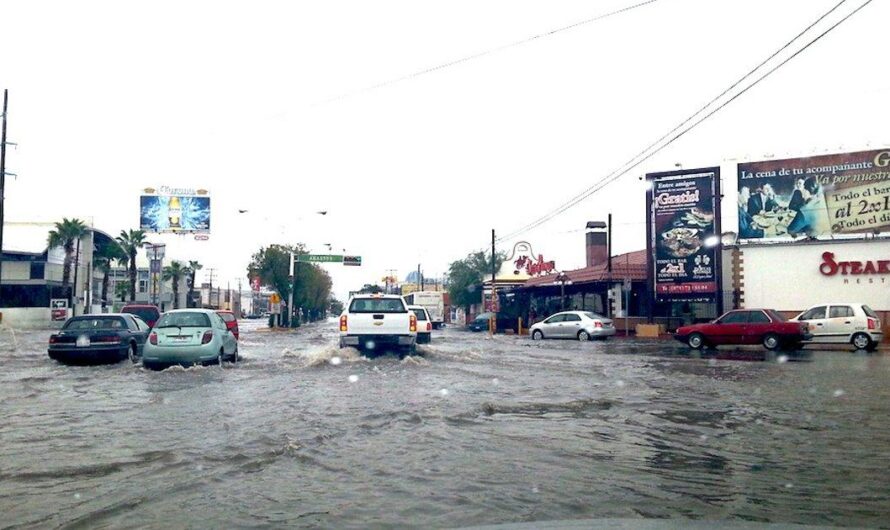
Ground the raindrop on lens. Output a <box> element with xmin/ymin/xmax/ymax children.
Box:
<box><xmin>532</xmin><ymin>486</ymin><xmax>540</xmax><ymax>494</ymax></box>
<box><xmin>777</xmin><ymin>355</ymin><xmax>788</xmax><ymax>364</ymax></box>
<box><xmin>615</xmin><ymin>380</ymin><xmax>625</xmax><ymax>388</ymax></box>
<box><xmin>367</xmin><ymin>341</ymin><xmax>376</xmax><ymax>350</ymax></box>
<box><xmin>491</xmin><ymin>378</ymin><xmax>499</xmax><ymax>385</ymax></box>
<box><xmin>330</xmin><ymin>356</ymin><xmax>342</xmax><ymax>366</ymax></box>
<box><xmin>785</xmin><ymin>483</ymin><xmax>794</xmax><ymax>489</ymax></box>
<box><xmin>74</xmin><ymin>493</ymin><xmax>81</xmax><ymax>499</ymax></box>
<box><xmin>700</xmin><ymin>434</ymin><xmax>708</xmax><ymax>441</ymax></box>
<box><xmin>833</xmin><ymin>389</ymin><xmax>845</xmax><ymax>398</ymax></box>
<box><xmin>348</xmin><ymin>375</ymin><xmax>359</xmax><ymax>383</ymax></box>
<box><xmin>440</xmin><ymin>388</ymin><xmax>449</xmax><ymax>396</ymax></box>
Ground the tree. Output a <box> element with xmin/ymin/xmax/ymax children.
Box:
<box><xmin>116</xmin><ymin>229</ymin><xmax>147</xmax><ymax>302</ymax></box>
<box><xmin>162</xmin><ymin>260</ymin><xmax>188</xmax><ymax>309</ymax></box>
<box><xmin>330</xmin><ymin>298</ymin><xmax>345</xmax><ymax>315</ymax></box>
<box><xmin>447</xmin><ymin>250</ymin><xmax>505</xmax><ymax>310</ymax></box>
<box><xmin>247</xmin><ymin>244</ymin><xmax>303</xmax><ymax>321</ymax></box>
<box><xmin>47</xmin><ymin>218</ymin><xmax>89</xmax><ymax>301</ymax></box>
<box><xmin>115</xmin><ymin>280</ymin><xmax>131</xmax><ymax>302</ymax></box>
<box><xmin>188</xmin><ymin>260</ymin><xmax>202</xmax><ymax>307</ymax></box>
<box><xmin>94</xmin><ymin>243</ymin><xmax>127</xmax><ymax>308</ymax></box>
<box><xmin>293</xmin><ymin>263</ymin><xmax>332</xmax><ymax>321</ymax></box>
<box><xmin>357</xmin><ymin>283</ymin><xmax>383</xmax><ymax>294</ymax></box>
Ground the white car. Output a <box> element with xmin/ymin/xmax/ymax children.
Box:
<box><xmin>339</xmin><ymin>294</ymin><xmax>417</xmax><ymax>355</ymax></box>
<box><xmin>408</xmin><ymin>305</ymin><xmax>432</xmax><ymax>344</ymax></box>
<box><xmin>529</xmin><ymin>311</ymin><xmax>616</xmax><ymax>341</ymax></box>
<box><xmin>791</xmin><ymin>303</ymin><xmax>882</xmax><ymax>351</ymax></box>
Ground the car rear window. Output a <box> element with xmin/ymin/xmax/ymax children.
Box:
<box><xmin>584</xmin><ymin>312</ymin><xmax>605</xmax><ymax>320</ymax></box>
<box><xmin>218</xmin><ymin>312</ymin><xmax>237</xmax><ymax>323</ymax></box>
<box><xmin>123</xmin><ymin>307</ymin><xmax>159</xmax><ymax>322</ymax></box>
<box><xmin>765</xmin><ymin>310</ymin><xmax>786</xmax><ymax>322</ymax></box>
<box><xmin>155</xmin><ymin>312</ymin><xmax>211</xmax><ymax>328</ymax></box>
<box><xmin>64</xmin><ymin>317</ymin><xmax>125</xmax><ymax>330</ymax></box>
<box><xmin>349</xmin><ymin>298</ymin><xmax>406</xmax><ymax>313</ymax></box>
<box><xmin>411</xmin><ymin>308</ymin><xmax>428</xmax><ymax>321</ymax></box>
<box><xmin>862</xmin><ymin>305</ymin><xmax>879</xmax><ymax>319</ymax></box>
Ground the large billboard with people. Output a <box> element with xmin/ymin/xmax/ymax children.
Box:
<box><xmin>139</xmin><ymin>186</ymin><xmax>211</xmax><ymax>234</ymax></box>
<box><xmin>737</xmin><ymin>149</ymin><xmax>890</xmax><ymax>242</ymax></box>
<box><xmin>647</xmin><ymin>168</ymin><xmax>721</xmax><ymax>303</ymax></box>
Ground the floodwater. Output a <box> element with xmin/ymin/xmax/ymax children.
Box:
<box><xmin>1</xmin><ymin>320</ymin><xmax>889</xmax><ymax>529</ymax></box>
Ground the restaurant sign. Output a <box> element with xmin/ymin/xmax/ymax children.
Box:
<box><xmin>647</xmin><ymin>167</ymin><xmax>721</xmax><ymax>303</ymax></box>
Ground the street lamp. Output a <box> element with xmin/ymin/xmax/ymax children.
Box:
<box><xmin>554</xmin><ymin>272</ymin><xmax>572</xmax><ymax>311</ymax></box>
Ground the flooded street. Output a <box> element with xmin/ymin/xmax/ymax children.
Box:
<box><xmin>2</xmin><ymin>320</ymin><xmax>890</xmax><ymax>529</ymax></box>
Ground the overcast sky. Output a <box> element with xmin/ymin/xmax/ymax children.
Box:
<box><xmin>2</xmin><ymin>0</ymin><xmax>889</xmax><ymax>300</ymax></box>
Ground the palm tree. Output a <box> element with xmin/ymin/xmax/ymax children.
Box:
<box><xmin>114</xmin><ymin>280</ymin><xmax>131</xmax><ymax>302</ymax></box>
<box><xmin>162</xmin><ymin>261</ymin><xmax>188</xmax><ymax>309</ymax></box>
<box><xmin>188</xmin><ymin>260</ymin><xmax>203</xmax><ymax>308</ymax></box>
<box><xmin>116</xmin><ymin>229</ymin><xmax>147</xmax><ymax>302</ymax></box>
<box><xmin>47</xmin><ymin>218</ymin><xmax>89</xmax><ymax>301</ymax></box>
<box><xmin>94</xmin><ymin>243</ymin><xmax>127</xmax><ymax>308</ymax></box>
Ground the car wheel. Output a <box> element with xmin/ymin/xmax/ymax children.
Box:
<box><xmin>218</xmin><ymin>349</ymin><xmax>225</xmax><ymax>367</ymax></box>
<box><xmin>128</xmin><ymin>343</ymin><xmax>138</xmax><ymax>364</ymax></box>
<box><xmin>762</xmin><ymin>333</ymin><xmax>780</xmax><ymax>351</ymax></box>
<box><xmin>232</xmin><ymin>344</ymin><xmax>239</xmax><ymax>363</ymax></box>
<box><xmin>851</xmin><ymin>332</ymin><xmax>872</xmax><ymax>351</ymax></box>
<box><xmin>687</xmin><ymin>333</ymin><xmax>706</xmax><ymax>350</ymax></box>
<box><xmin>532</xmin><ymin>330</ymin><xmax>544</xmax><ymax>341</ymax></box>
<box><xmin>578</xmin><ymin>330</ymin><xmax>590</xmax><ymax>341</ymax></box>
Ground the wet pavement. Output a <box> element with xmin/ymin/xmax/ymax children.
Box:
<box><xmin>1</xmin><ymin>320</ymin><xmax>889</xmax><ymax>529</ymax></box>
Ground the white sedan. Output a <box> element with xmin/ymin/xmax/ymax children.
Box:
<box><xmin>530</xmin><ymin>311</ymin><xmax>616</xmax><ymax>341</ymax></box>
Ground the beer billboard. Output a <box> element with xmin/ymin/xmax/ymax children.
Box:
<box><xmin>737</xmin><ymin>149</ymin><xmax>890</xmax><ymax>242</ymax></box>
<box><xmin>140</xmin><ymin>186</ymin><xmax>211</xmax><ymax>234</ymax></box>
<box><xmin>647</xmin><ymin>168</ymin><xmax>721</xmax><ymax>303</ymax></box>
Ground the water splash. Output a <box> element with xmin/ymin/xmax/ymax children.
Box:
<box><xmin>439</xmin><ymin>389</ymin><xmax>449</xmax><ymax>397</ymax></box>
<box><xmin>833</xmin><ymin>389</ymin><xmax>845</xmax><ymax>398</ymax></box>
<box><xmin>348</xmin><ymin>375</ymin><xmax>359</xmax><ymax>383</ymax></box>
<box><xmin>303</xmin><ymin>346</ymin><xmax>366</xmax><ymax>368</ymax></box>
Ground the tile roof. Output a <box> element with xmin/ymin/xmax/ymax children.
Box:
<box><xmin>522</xmin><ymin>250</ymin><xmax>648</xmax><ymax>287</ymax></box>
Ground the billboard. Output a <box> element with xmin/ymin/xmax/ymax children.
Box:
<box><xmin>647</xmin><ymin>168</ymin><xmax>721</xmax><ymax>303</ymax></box>
<box><xmin>140</xmin><ymin>187</ymin><xmax>210</xmax><ymax>234</ymax></box>
<box><xmin>738</xmin><ymin>149</ymin><xmax>890</xmax><ymax>242</ymax></box>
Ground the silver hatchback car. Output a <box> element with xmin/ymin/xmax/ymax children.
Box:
<box><xmin>530</xmin><ymin>311</ymin><xmax>616</xmax><ymax>341</ymax></box>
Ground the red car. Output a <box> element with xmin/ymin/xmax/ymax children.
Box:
<box><xmin>121</xmin><ymin>304</ymin><xmax>161</xmax><ymax>328</ymax></box>
<box><xmin>674</xmin><ymin>309</ymin><xmax>811</xmax><ymax>351</ymax></box>
<box><xmin>216</xmin><ymin>310</ymin><xmax>239</xmax><ymax>340</ymax></box>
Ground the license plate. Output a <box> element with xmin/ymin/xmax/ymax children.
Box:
<box><xmin>76</xmin><ymin>335</ymin><xmax>90</xmax><ymax>347</ymax></box>
<box><xmin>172</xmin><ymin>336</ymin><xmax>190</xmax><ymax>342</ymax></box>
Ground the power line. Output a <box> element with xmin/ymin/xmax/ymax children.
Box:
<box><xmin>496</xmin><ymin>0</ymin><xmax>873</xmax><ymax>244</ymax></box>
<box><xmin>314</xmin><ymin>0</ymin><xmax>661</xmax><ymax>106</ymax></box>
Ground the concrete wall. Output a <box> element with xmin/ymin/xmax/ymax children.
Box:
<box><xmin>0</xmin><ymin>308</ymin><xmax>63</xmax><ymax>330</ymax></box>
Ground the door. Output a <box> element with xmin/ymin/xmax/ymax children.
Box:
<box><xmin>797</xmin><ymin>305</ymin><xmax>828</xmax><ymax>342</ymax></box>
<box><xmin>212</xmin><ymin>313</ymin><xmax>234</xmax><ymax>354</ymax></box>
<box><xmin>563</xmin><ymin>313</ymin><xmax>583</xmax><ymax>338</ymax></box>
<box><xmin>826</xmin><ymin>305</ymin><xmax>856</xmax><ymax>343</ymax></box>
<box><xmin>744</xmin><ymin>310</ymin><xmax>773</xmax><ymax>344</ymax></box>
<box><xmin>541</xmin><ymin>314</ymin><xmax>566</xmax><ymax>337</ymax></box>
<box><xmin>710</xmin><ymin>311</ymin><xmax>748</xmax><ymax>345</ymax></box>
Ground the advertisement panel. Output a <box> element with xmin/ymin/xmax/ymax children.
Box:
<box><xmin>647</xmin><ymin>168</ymin><xmax>721</xmax><ymax>303</ymax></box>
<box><xmin>140</xmin><ymin>186</ymin><xmax>211</xmax><ymax>234</ymax></box>
<box><xmin>738</xmin><ymin>149</ymin><xmax>890</xmax><ymax>242</ymax></box>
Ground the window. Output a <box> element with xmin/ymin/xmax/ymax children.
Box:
<box><xmin>799</xmin><ymin>306</ymin><xmax>827</xmax><ymax>320</ymax></box>
<box><xmin>218</xmin><ymin>312</ymin><xmax>237</xmax><ymax>323</ymax></box>
<box><xmin>138</xmin><ymin>279</ymin><xmax>148</xmax><ymax>293</ymax></box>
<box><xmin>830</xmin><ymin>306</ymin><xmax>854</xmax><ymax>319</ymax></box>
<box><xmin>155</xmin><ymin>312</ymin><xmax>211</xmax><ymax>328</ymax></box>
<box><xmin>747</xmin><ymin>311</ymin><xmax>771</xmax><ymax>324</ymax></box>
<box><xmin>64</xmin><ymin>317</ymin><xmax>126</xmax><ymax>330</ymax></box>
<box><xmin>564</xmin><ymin>314</ymin><xmax>582</xmax><ymax>322</ymax></box>
<box><xmin>544</xmin><ymin>315</ymin><xmax>565</xmax><ymax>324</ymax></box>
<box><xmin>349</xmin><ymin>298</ymin><xmax>407</xmax><ymax>313</ymax></box>
<box><xmin>584</xmin><ymin>312</ymin><xmax>605</xmax><ymax>320</ymax></box>
<box><xmin>862</xmin><ymin>305</ymin><xmax>879</xmax><ymax>319</ymax></box>
<box><xmin>29</xmin><ymin>262</ymin><xmax>45</xmax><ymax>280</ymax></box>
<box><xmin>411</xmin><ymin>309</ymin><xmax>428</xmax><ymax>321</ymax></box>
<box><xmin>718</xmin><ymin>312</ymin><xmax>747</xmax><ymax>324</ymax></box>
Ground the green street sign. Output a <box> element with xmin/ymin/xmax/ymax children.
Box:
<box><xmin>296</xmin><ymin>254</ymin><xmax>343</xmax><ymax>263</ymax></box>
<box><xmin>343</xmin><ymin>256</ymin><xmax>362</xmax><ymax>266</ymax></box>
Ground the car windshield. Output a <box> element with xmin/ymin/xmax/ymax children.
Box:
<box><xmin>64</xmin><ymin>317</ymin><xmax>125</xmax><ymax>330</ymax></box>
<box><xmin>155</xmin><ymin>312</ymin><xmax>211</xmax><ymax>328</ymax></box>
<box><xmin>123</xmin><ymin>307</ymin><xmax>158</xmax><ymax>322</ymax></box>
<box><xmin>349</xmin><ymin>298</ymin><xmax>406</xmax><ymax>313</ymax></box>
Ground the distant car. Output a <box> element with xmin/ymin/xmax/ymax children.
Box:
<box><xmin>216</xmin><ymin>310</ymin><xmax>240</xmax><ymax>340</ymax></box>
<box><xmin>121</xmin><ymin>304</ymin><xmax>161</xmax><ymax>328</ymax></box>
<box><xmin>529</xmin><ymin>311</ymin><xmax>616</xmax><ymax>341</ymax></box>
<box><xmin>791</xmin><ymin>303</ymin><xmax>882</xmax><ymax>351</ymax></box>
<box><xmin>48</xmin><ymin>314</ymin><xmax>151</xmax><ymax>365</ymax></box>
<box><xmin>408</xmin><ymin>305</ymin><xmax>432</xmax><ymax>344</ymax></box>
<box><xmin>675</xmin><ymin>309</ymin><xmax>811</xmax><ymax>351</ymax></box>
<box><xmin>339</xmin><ymin>294</ymin><xmax>417</xmax><ymax>355</ymax></box>
<box><xmin>142</xmin><ymin>309</ymin><xmax>239</xmax><ymax>370</ymax></box>
<box><xmin>466</xmin><ymin>312</ymin><xmax>519</xmax><ymax>333</ymax></box>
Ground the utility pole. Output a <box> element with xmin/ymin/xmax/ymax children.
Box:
<box><xmin>417</xmin><ymin>264</ymin><xmax>421</xmax><ymax>292</ymax></box>
<box><xmin>490</xmin><ymin>228</ymin><xmax>496</xmax><ymax>335</ymax></box>
<box><xmin>206</xmin><ymin>268</ymin><xmax>216</xmax><ymax>308</ymax></box>
<box><xmin>0</xmin><ymin>90</ymin><xmax>9</xmax><ymax>303</ymax></box>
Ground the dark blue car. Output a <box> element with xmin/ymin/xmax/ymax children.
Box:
<box><xmin>48</xmin><ymin>314</ymin><xmax>151</xmax><ymax>365</ymax></box>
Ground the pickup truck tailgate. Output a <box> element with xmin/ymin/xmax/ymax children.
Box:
<box><xmin>347</xmin><ymin>313</ymin><xmax>411</xmax><ymax>335</ymax></box>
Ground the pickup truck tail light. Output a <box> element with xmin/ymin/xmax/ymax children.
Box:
<box><xmin>201</xmin><ymin>331</ymin><xmax>213</xmax><ymax>345</ymax></box>
<box><xmin>409</xmin><ymin>314</ymin><xmax>417</xmax><ymax>333</ymax></box>
<box><xmin>340</xmin><ymin>315</ymin><xmax>348</xmax><ymax>332</ymax></box>
<box><xmin>149</xmin><ymin>332</ymin><xmax>158</xmax><ymax>345</ymax></box>
<box><xmin>868</xmin><ymin>317</ymin><xmax>879</xmax><ymax>330</ymax></box>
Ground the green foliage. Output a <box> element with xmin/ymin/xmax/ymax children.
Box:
<box><xmin>163</xmin><ymin>261</ymin><xmax>188</xmax><ymax>309</ymax></box>
<box><xmin>447</xmin><ymin>250</ymin><xmax>505</xmax><ymax>310</ymax></box>
<box><xmin>94</xmin><ymin>242</ymin><xmax>127</xmax><ymax>306</ymax></box>
<box><xmin>116</xmin><ymin>229</ymin><xmax>147</xmax><ymax>302</ymax></box>
<box><xmin>114</xmin><ymin>280</ymin><xmax>131</xmax><ymax>302</ymax></box>
<box><xmin>47</xmin><ymin>218</ymin><xmax>89</xmax><ymax>293</ymax></box>
<box><xmin>330</xmin><ymin>298</ymin><xmax>345</xmax><ymax>315</ymax></box>
<box><xmin>188</xmin><ymin>260</ymin><xmax>202</xmax><ymax>307</ymax></box>
<box><xmin>246</xmin><ymin>244</ymin><xmax>334</xmax><ymax>321</ymax></box>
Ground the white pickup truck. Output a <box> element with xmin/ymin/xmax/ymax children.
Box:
<box><xmin>339</xmin><ymin>294</ymin><xmax>417</xmax><ymax>355</ymax></box>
